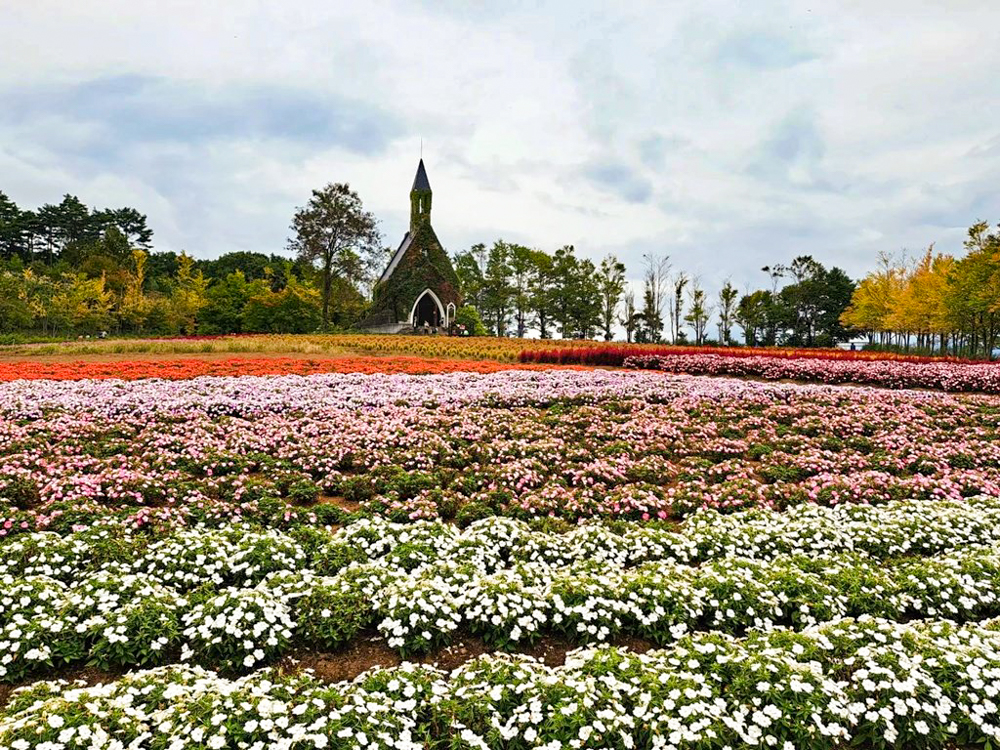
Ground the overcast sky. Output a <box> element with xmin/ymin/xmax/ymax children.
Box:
<box><xmin>2</xmin><ymin>0</ymin><xmax>999</xmax><ymax>295</ymax></box>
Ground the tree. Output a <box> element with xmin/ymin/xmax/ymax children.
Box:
<box><xmin>98</xmin><ymin>207</ymin><xmax>153</xmax><ymax>249</ymax></box>
<box><xmin>668</xmin><ymin>271</ymin><xmax>687</xmax><ymax>344</ymax></box>
<box><xmin>812</xmin><ymin>266</ymin><xmax>855</xmax><ymax>346</ymax></box>
<box><xmin>571</xmin><ymin>257</ymin><xmax>601</xmax><ymax>339</ymax></box>
<box><xmin>170</xmin><ymin>252</ymin><xmax>209</xmax><ymax>334</ymax></box>
<box><xmin>550</xmin><ymin>245</ymin><xmax>600</xmax><ymax>339</ymax></box>
<box><xmin>454</xmin><ymin>305</ymin><xmax>488</xmax><ymax>336</ymax></box>
<box><xmin>35</xmin><ymin>195</ymin><xmax>99</xmax><ymax>264</ymax></box>
<box><xmin>48</xmin><ymin>273</ymin><xmax>114</xmax><ymax>333</ymax></box>
<box><xmin>118</xmin><ymin>249</ymin><xmax>153</xmax><ymax>332</ymax></box>
<box><xmin>201</xmin><ymin>252</ymin><xmax>302</xmax><ymax>290</ymax></box>
<box><xmin>453</xmin><ymin>244</ymin><xmax>487</xmax><ymax>312</ymax></box>
<box><xmin>482</xmin><ymin>241</ymin><xmax>514</xmax><ymax>336</ymax></box>
<box><xmin>0</xmin><ymin>272</ymin><xmax>32</xmax><ymax>331</ymax></box>
<box><xmin>200</xmin><ymin>270</ymin><xmax>256</xmax><ymax>334</ymax></box>
<box><xmin>508</xmin><ymin>244</ymin><xmax>538</xmax><ymax>338</ymax></box>
<box><xmin>736</xmin><ymin>290</ymin><xmax>771</xmax><ymax>346</ymax></box>
<box><xmin>0</xmin><ymin>192</ymin><xmax>27</xmax><ymax>261</ymax></box>
<box><xmin>638</xmin><ymin>254</ymin><xmax>669</xmax><ymax>343</ymax></box>
<box><xmin>684</xmin><ymin>281</ymin><xmax>710</xmax><ymax>345</ymax></box>
<box><xmin>529</xmin><ymin>250</ymin><xmax>556</xmax><ymax>338</ymax></box>
<box><xmin>596</xmin><ymin>254</ymin><xmax>626</xmax><ymax>341</ymax></box>
<box><xmin>242</xmin><ymin>276</ymin><xmax>322</xmax><ymax>333</ymax></box>
<box><xmin>946</xmin><ymin>222</ymin><xmax>1000</xmax><ymax>358</ymax></box>
<box><xmin>619</xmin><ymin>286</ymin><xmax>639</xmax><ymax>343</ymax></box>
<box><xmin>717</xmin><ymin>280</ymin><xmax>739</xmax><ymax>345</ymax></box>
<box><xmin>288</xmin><ymin>183</ymin><xmax>382</xmax><ymax>329</ymax></box>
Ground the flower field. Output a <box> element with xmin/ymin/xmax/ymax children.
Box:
<box><xmin>0</xmin><ymin>355</ymin><xmax>582</xmax><ymax>383</ymax></box>
<box><xmin>3</xmin><ymin>367</ymin><xmax>1000</xmax><ymax>748</ymax></box>
<box><xmin>625</xmin><ymin>352</ymin><xmax>1000</xmax><ymax>393</ymax></box>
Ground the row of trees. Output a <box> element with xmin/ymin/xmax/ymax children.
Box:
<box><xmin>455</xmin><ymin>241</ymin><xmax>856</xmax><ymax>347</ymax></box>
<box><xmin>0</xmin><ymin>186</ymin><xmax>859</xmax><ymax>344</ymax></box>
<box><xmin>841</xmin><ymin>221</ymin><xmax>1000</xmax><ymax>358</ymax></box>
<box><xmin>0</xmin><ymin>192</ymin><xmax>153</xmax><ymax>264</ymax></box>
<box><xmin>454</xmin><ymin>242</ymin><xmax>626</xmax><ymax>340</ymax></box>
<box><xmin>11</xmin><ymin>186</ymin><xmax>992</xmax><ymax>354</ymax></box>
<box><xmin>0</xmin><ymin>190</ymin><xmax>339</xmax><ymax>336</ymax></box>
<box><xmin>0</xmin><ymin>248</ymin><xmax>329</xmax><ymax>337</ymax></box>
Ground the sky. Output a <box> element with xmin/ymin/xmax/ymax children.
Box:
<box><xmin>2</xmin><ymin>0</ymin><xmax>999</xmax><ymax>297</ymax></box>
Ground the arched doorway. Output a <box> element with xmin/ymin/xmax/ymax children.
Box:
<box><xmin>410</xmin><ymin>289</ymin><xmax>445</xmax><ymax>327</ymax></box>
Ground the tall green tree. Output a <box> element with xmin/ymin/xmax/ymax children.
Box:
<box><xmin>0</xmin><ymin>271</ymin><xmax>32</xmax><ymax>331</ymax></box>
<box><xmin>0</xmin><ymin>191</ymin><xmax>27</xmax><ymax>261</ymax></box>
<box><xmin>508</xmin><ymin>244</ymin><xmax>538</xmax><ymax>338</ymax></box>
<box><xmin>773</xmin><ymin>257</ymin><xmax>854</xmax><ymax>346</ymax></box>
<box><xmin>529</xmin><ymin>249</ymin><xmax>556</xmax><ymax>338</ymax></box>
<box><xmin>685</xmin><ymin>282</ymin><xmax>710</xmax><ymax>345</ymax></box>
<box><xmin>596</xmin><ymin>254</ymin><xmax>626</xmax><ymax>341</ymax></box>
<box><xmin>453</xmin><ymin>244</ymin><xmax>487</xmax><ymax>312</ymax></box>
<box><xmin>170</xmin><ymin>253</ymin><xmax>209</xmax><ymax>334</ymax></box>
<box><xmin>736</xmin><ymin>290</ymin><xmax>771</xmax><ymax>346</ymax></box>
<box><xmin>97</xmin><ymin>207</ymin><xmax>153</xmax><ymax>249</ymax></box>
<box><xmin>288</xmin><ymin>183</ymin><xmax>382</xmax><ymax>329</ymax></box>
<box><xmin>717</xmin><ymin>280</ymin><xmax>739</xmax><ymax>345</ymax></box>
<box><xmin>550</xmin><ymin>245</ymin><xmax>600</xmax><ymax>339</ymax></box>
<box><xmin>482</xmin><ymin>241</ymin><xmax>514</xmax><ymax>336</ymax></box>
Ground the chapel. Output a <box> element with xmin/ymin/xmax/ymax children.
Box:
<box><xmin>363</xmin><ymin>159</ymin><xmax>461</xmax><ymax>333</ymax></box>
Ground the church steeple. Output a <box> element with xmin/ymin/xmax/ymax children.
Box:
<box><xmin>410</xmin><ymin>159</ymin><xmax>432</xmax><ymax>231</ymax></box>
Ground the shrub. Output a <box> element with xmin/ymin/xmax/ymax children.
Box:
<box><xmin>181</xmin><ymin>588</ymin><xmax>294</xmax><ymax>670</ymax></box>
<box><xmin>296</xmin><ymin>582</ymin><xmax>372</xmax><ymax>650</ymax></box>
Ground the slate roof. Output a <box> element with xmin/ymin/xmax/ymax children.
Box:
<box><xmin>411</xmin><ymin>159</ymin><xmax>431</xmax><ymax>192</ymax></box>
<box><xmin>377</xmin><ymin>231</ymin><xmax>412</xmax><ymax>285</ymax></box>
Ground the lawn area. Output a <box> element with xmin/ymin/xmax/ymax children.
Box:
<box><xmin>2</xmin><ymin>357</ymin><xmax>1000</xmax><ymax>748</ymax></box>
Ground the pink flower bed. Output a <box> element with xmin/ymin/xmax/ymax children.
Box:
<box><xmin>625</xmin><ymin>352</ymin><xmax>1000</xmax><ymax>392</ymax></box>
<box><xmin>2</xmin><ymin>369</ymin><xmax>999</xmax><ymax>534</ymax></box>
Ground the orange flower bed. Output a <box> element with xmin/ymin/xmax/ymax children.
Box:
<box><xmin>0</xmin><ymin>356</ymin><xmax>587</xmax><ymax>382</ymax></box>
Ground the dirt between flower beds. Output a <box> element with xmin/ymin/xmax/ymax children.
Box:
<box><xmin>0</xmin><ymin>631</ymin><xmax>656</xmax><ymax>710</ymax></box>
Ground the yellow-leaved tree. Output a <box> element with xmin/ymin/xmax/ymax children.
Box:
<box><xmin>170</xmin><ymin>252</ymin><xmax>209</xmax><ymax>334</ymax></box>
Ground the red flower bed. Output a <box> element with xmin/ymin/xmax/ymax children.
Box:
<box><xmin>0</xmin><ymin>356</ymin><xmax>587</xmax><ymax>382</ymax></box>
<box><xmin>519</xmin><ymin>344</ymin><xmax>988</xmax><ymax>368</ymax></box>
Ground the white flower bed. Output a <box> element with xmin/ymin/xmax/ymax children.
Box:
<box><xmin>0</xmin><ymin>504</ymin><xmax>999</xmax><ymax>676</ymax></box>
<box><xmin>180</xmin><ymin>588</ymin><xmax>294</xmax><ymax>669</ymax></box>
<box><xmin>3</xmin><ymin>617</ymin><xmax>999</xmax><ymax>750</ymax></box>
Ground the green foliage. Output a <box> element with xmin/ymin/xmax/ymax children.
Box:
<box><xmin>738</xmin><ymin>257</ymin><xmax>855</xmax><ymax>346</ymax></box>
<box><xmin>285</xmin><ymin>479</ymin><xmax>320</xmax><ymax>505</ymax></box>
<box><xmin>454</xmin><ymin>304</ymin><xmax>487</xmax><ymax>335</ymax></box>
<box><xmin>242</xmin><ymin>277</ymin><xmax>323</xmax><ymax>333</ymax></box>
<box><xmin>289</xmin><ymin>182</ymin><xmax>383</xmax><ymax>329</ymax></box>
<box><xmin>0</xmin><ymin>188</ymin><xmax>366</xmax><ymax>336</ymax></box>
<box><xmin>0</xmin><ymin>476</ymin><xmax>41</xmax><ymax>508</ymax></box>
<box><xmin>370</xmin><ymin>221</ymin><xmax>460</xmax><ymax>326</ymax></box>
<box><xmin>296</xmin><ymin>582</ymin><xmax>372</xmax><ymax>650</ymax></box>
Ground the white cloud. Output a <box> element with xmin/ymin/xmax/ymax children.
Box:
<box><xmin>1</xmin><ymin>0</ymin><xmax>998</xmax><ymax>299</ymax></box>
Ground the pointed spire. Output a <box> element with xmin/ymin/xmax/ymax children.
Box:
<box><xmin>411</xmin><ymin>159</ymin><xmax>431</xmax><ymax>193</ymax></box>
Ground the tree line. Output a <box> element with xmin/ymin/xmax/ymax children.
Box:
<box><xmin>3</xmin><ymin>184</ymin><xmax>995</xmax><ymax>354</ymax></box>
<box><xmin>0</xmin><ymin>190</ymin><xmax>337</xmax><ymax>337</ymax></box>
<box><xmin>841</xmin><ymin>221</ymin><xmax>1000</xmax><ymax>358</ymax></box>
<box><xmin>0</xmin><ymin>185</ymin><xmax>857</xmax><ymax>345</ymax></box>
<box><xmin>454</xmin><ymin>241</ymin><xmax>855</xmax><ymax>347</ymax></box>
